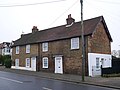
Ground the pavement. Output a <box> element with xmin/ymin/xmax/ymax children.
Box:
<box><xmin>0</xmin><ymin>66</ymin><xmax>120</xmax><ymax>89</ymax></box>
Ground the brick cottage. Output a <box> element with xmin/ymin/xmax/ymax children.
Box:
<box><xmin>11</xmin><ymin>14</ymin><xmax>112</xmax><ymax>76</ymax></box>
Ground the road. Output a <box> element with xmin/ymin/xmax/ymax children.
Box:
<box><xmin>0</xmin><ymin>71</ymin><xmax>118</xmax><ymax>90</ymax></box>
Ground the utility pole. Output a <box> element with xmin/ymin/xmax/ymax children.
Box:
<box><xmin>80</xmin><ymin>0</ymin><xmax>85</xmax><ymax>82</ymax></box>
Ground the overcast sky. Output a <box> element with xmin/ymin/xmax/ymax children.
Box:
<box><xmin>0</xmin><ymin>0</ymin><xmax>120</xmax><ymax>50</ymax></box>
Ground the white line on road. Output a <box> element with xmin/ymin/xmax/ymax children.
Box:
<box><xmin>42</xmin><ymin>87</ymin><xmax>52</xmax><ymax>90</ymax></box>
<box><xmin>0</xmin><ymin>76</ymin><xmax>23</xmax><ymax>84</ymax></box>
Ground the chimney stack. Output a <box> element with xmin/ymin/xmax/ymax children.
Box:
<box><xmin>66</xmin><ymin>14</ymin><xmax>75</xmax><ymax>25</ymax></box>
<box><xmin>32</xmin><ymin>26</ymin><xmax>38</xmax><ymax>33</ymax></box>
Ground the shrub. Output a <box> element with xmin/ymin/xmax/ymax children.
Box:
<box><xmin>0</xmin><ymin>55</ymin><xmax>11</xmax><ymax>66</ymax></box>
<box><xmin>0</xmin><ymin>55</ymin><xmax>4</xmax><ymax>65</ymax></box>
<box><xmin>4</xmin><ymin>59</ymin><xmax>12</xmax><ymax>68</ymax></box>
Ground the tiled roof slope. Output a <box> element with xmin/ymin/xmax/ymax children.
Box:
<box><xmin>12</xmin><ymin>16</ymin><xmax>112</xmax><ymax>47</ymax></box>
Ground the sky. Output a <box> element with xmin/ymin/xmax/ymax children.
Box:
<box><xmin>0</xmin><ymin>0</ymin><xmax>120</xmax><ymax>50</ymax></box>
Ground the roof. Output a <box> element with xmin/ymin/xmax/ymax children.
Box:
<box><xmin>0</xmin><ymin>44</ymin><xmax>4</xmax><ymax>49</ymax></box>
<box><xmin>0</xmin><ymin>42</ymin><xmax>10</xmax><ymax>49</ymax></box>
<box><xmin>12</xmin><ymin>16</ymin><xmax>112</xmax><ymax>47</ymax></box>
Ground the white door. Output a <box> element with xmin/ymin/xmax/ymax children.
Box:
<box><xmin>31</xmin><ymin>57</ymin><xmax>36</xmax><ymax>71</ymax></box>
<box><xmin>15</xmin><ymin>59</ymin><xmax>19</xmax><ymax>68</ymax></box>
<box><xmin>55</xmin><ymin>57</ymin><xmax>63</xmax><ymax>74</ymax></box>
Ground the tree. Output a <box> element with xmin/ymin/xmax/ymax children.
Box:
<box><xmin>0</xmin><ymin>55</ymin><xmax>12</xmax><ymax>68</ymax></box>
<box><xmin>117</xmin><ymin>50</ymin><xmax>120</xmax><ymax>58</ymax></box>
<box><xmin>0</xmin><ymin>55</ymin><xmax>4</xmax><ymax>65</ymax></box>
<box><xmin>112</xmin><ymin>50</ymin><xmax>118</xmax><ymax>57</ymax></box>
<box><xmin>4</xmin><ymin>59</ymin><xmax>12</xmax><ymax>68</ymax></box>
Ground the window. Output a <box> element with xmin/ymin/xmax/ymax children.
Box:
<box><xmin>6</xmin><ymin>48</ymin><xmax>10</xmax><ymax>53</ymax></box>
<box><xmin>16</xmin><ymin>46</ymin><xmax>19</xmax><ymax>54</ymax></box>
<box><xmin>42</xmin><ymin>57</ymin><xmax>48</xmax><ymax>68</ymax></box>
<box><xmin>26</xmin><ymin>58</ymin><xmax>30</xmax><ymax>67</ymax></box>
<box><xmin>26</xmin><ymin>45</ymin><xmax>30</xmax><ymax>53</ymax></box>
<box><xmin>71</xmin><ymin>37</ymin><xmax>79</xmax><ymax>49</ymax></box>
<box><xmin>96</xmin><ymin>58</ymin><xmax>100</xmax><ymax>68</ymax></box>
<box><xmin>15</xmin><ymin>59</ymin><xmax>19</xmax><ymax>67</ymax></box>
<box><xmin>42</xmin><ymin>42</ymin><xmax>48</xmax><ymax>52</ymax></box>
<box><xmin>101</xmin><ymin>58</ymin><xmax>104</xmax><ymax>67</ymax></box>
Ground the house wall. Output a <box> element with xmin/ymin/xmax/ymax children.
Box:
<box><xmin>39</xmin><ymin>38</ymin><xmax>83</xmax><ymax>75</ymax></box>
<box><xmin>2</xmin><ymin>47</ymin><xmax>11</xmax><ymax>55</ymax></box>
<box><xmin>88</xmin><ymin>53</ymin><xmax>112</xmax><ymax>77</ymax></box>
<box><xmin>12</xmin><ymin>38</ymin><xmax>83</xmax><ymax>75</ymax></box>
<box><xmin>88</xmin><ymin>22</ymin><xmax>111</xmax><ymax>54</ymax></box>
<box><xmin>86</xmin><ymin>22</ymin><xmax>111</xmax><ymax>75</ymax></box>
<box><xmin>12</xmin><ymin>44</ymin><xmax>38</xmax><ymax>67</ymax></box>
<box><xmin>86</xmin><ymin>22</ymin><xmax>111</xmax><ymax>76</ymax></box>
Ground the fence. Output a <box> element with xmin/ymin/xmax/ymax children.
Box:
<box><xmin>101</xmin><ymin>58</ymin><xmax>120</xmax><ymax>75</ymax></box>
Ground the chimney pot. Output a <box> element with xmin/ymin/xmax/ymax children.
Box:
<box><xmin>32</xmin><ymin>26</ymin><xmax>38</xmax><ymax>33</ymax></box>
<box><xmin>66</xmin><ymin>14</ymin><xmax>75</xmax><ymax>25</ymax></box>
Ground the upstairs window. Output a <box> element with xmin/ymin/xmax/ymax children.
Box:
<box><xmin>71</xmin><ymin>37</ymin><xmax>79</xmax><ymax>49</ymax></box>
<box><xmin>42</xmin><ymin>57</ymin><xmax>48</xmax><ymax>68</ymax></box>
<box><xmin>26</xmin><ymin>45</ymin><xmax>30</xmax><ymax>53</ymax></box>
<box><xmin>16</xmin><ymin>46</ymin><xmax>19</xmax><ymax>54</ymax></box>
<box><xmin>42</xmin><ymin>42</ymin><xmax>48</xmax><ymax>52</ymax></box>
<box><xmin>6</xmin><ymin>48</ymin><xmax>10</xmax><ymax>53</ymax></box>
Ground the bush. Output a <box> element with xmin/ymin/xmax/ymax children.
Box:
<box><xmin>0</xmin><ymin>55</ymin><xmax>4</xmax><ymax>65</ymax></box>
<box><xmin>4</xmin><ymin>59</ymin><xmax>12</xmax><ymax>68</ymax></box>
<box><xmin>0</xmin><ymin>55</ymin><xmax>11</xmax><ymax>66</ymax></box>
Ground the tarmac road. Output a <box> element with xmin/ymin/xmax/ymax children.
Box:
<box><xmin>0</xmin><ymin>71</ymin><xmax>118</xmax><ymax>90</ymax></box>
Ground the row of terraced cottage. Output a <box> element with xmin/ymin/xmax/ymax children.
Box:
<box><xmin>11</xmin><ymin>14</ymin><xmax>113</xmax><ymax>77</ymax></box>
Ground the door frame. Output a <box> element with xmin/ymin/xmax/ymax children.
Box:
<box><xmin>55</xmin><ymin>56</ymin><xmax>63</xmax><ymax>74</ymax></box>
<box><xmin>31</xmin><ymin>57</ymin><xmax>36</xmax><ymax>71</ymax></box>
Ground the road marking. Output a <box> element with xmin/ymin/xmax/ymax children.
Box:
<box><xmin>0</xmin><ymin>77</ymin><xmax>23</xmax><ymax>84</ymax></box>
<box><xmin>42</xmin><ymin>87</ymin><xmax>52</xmax><ymax>90</ymax></box>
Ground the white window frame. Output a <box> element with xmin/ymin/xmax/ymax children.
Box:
<box><xmin>26</xmin><ymin>58</ymin><xmax>30</xmax><ymax>68</ymax></box>
<box><xmin>16</xmin><ymin>46</ymin><xmax>19</xmax><ymax>54</ymax></box>
<box><xmin>15</xmin><ymin>59</ymin><xmax>19</xmax><ymax>67</ymax></box>
<box><xmin>71</xmin><ymin>37</ymin><xmax>79</xmax><ymax>49</ymax></box>
<box><xmin>42</xmin><ymin>42</ymin><xmax>48</xmax><ymax>52</ymax></box>
<box><xmin>26</xmin><ymin>45</ymin><xmax>30</xmax><ymax>53</ymax></box>
<box><xmin>6</xmin><ymin>48</ymin><xmax>10</xmax><ymax>53</ymax></box>
<box><xmin>96</xmin><ymin>58</ymin><xmax>100</xmax><ymax>68</ymax></box>
<box><xmin>42</xmin><ymin>57</ymin><xmax>48</xmax><ymax>68</ymax></box>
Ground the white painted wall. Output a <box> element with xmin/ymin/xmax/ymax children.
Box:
<box><xmin>2</xmin><ymin>48</ymin><xmax>11</xmax><ymax>55</ymax></box>
<box><xmin>12</xmin><ymin>57</ymin><xmax>37</xmax><ymax>71</ymax></box>
<box><xmin>88</xmin><ymin>53</ymin><xmax>112</xmax><ymax>77</ymax></box>
<box><xmin>11</xmin><ymin>66</ymin><xmax>34</xmax><ymax>71</ymax></box>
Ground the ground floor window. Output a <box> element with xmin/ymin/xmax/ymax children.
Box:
<box><xmin>96</xmin><ymin>58</ymin><xmax>100</xmax><ymax>68</ymax></box>
<box><xmin>42</xmin><ymin>57</ymin><xmax>48</xmax><ymax>68</ymax></box>
<box><xmin>26</xmin><ymin>58</ymin><xmax>30</xmax><ymax>67</ymax></box>
<box><xmin>15</xmin><ymin>59</ymin><xmax>19</xmax><ymax>67</ymax></box>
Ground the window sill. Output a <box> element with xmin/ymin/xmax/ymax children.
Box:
<box><xmin>42</xmin><ymin>67</ymin><xmax>48</xmax><ymax>69</ymax></box>
<box><xmin>70</xmin><ymin>48</ymin><xmax>79</xmax><ymax>51</ymax></box>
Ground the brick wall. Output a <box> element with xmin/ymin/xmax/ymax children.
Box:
<box><xmin>39</xmin><ymin>38</ymin><xmax>83</xmax><ymax>75</ymax></box>
<box><xmin>12</xmin><ymin>44</ymin><xmax>38</xmax><ymax>67</ymax></box>
<box><xmin>88</xmin><ymin>22</ymin><xmax>111</xmax><ymax>54</ymax></box>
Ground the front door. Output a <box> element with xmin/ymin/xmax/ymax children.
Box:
<box><xmin>31</xmin><ymin>57</ymin><xmax>36</xmax><ymax>71</ymax></box>
<box><xmin>15</xmin><ymin>59</ymin><xmax>19</xmax><ymax>68</ymax></box>
<box><xmin>55</xmin><ymin>56</ymin><xmax>63</xmax><ymax>74</ymax></box>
